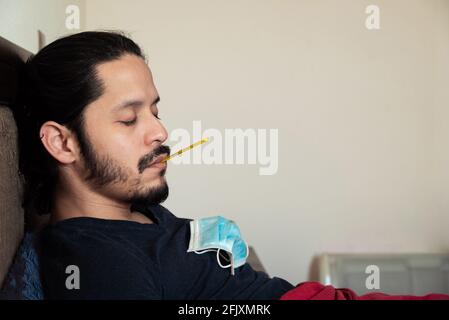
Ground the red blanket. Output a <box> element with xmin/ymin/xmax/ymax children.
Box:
<box><xmin>280</xmin><ymin>281</ymin><xmax>449</xmax><ymax>300</ymax></box>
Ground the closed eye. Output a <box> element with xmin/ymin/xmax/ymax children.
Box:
<box><xmin>120</xmin><ymin>113</ymin><xmax>160</xmax><ymax>126</ymax></box>
<box><xmin>120</xmin><ymin>118</ymin><xmax>137</xmax><ymax>126</ymax></box>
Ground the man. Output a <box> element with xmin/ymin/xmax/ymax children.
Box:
<box><xmin>14</xmin><ymin>31</ymin><xmax>293</xmax><ymax>299</ymax></box>
<box><xmin>14</xmin><ymin>31</ymin><xmax>448</xmax><ymax>300</ymax></box>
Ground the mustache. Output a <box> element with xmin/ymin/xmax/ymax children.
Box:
<box><xmin>138</xmin><ymin>145</ymin><xmax>171</xmax><ymax>173</ymax></box>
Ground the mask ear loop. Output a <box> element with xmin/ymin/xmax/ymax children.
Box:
<box><xmin>216</xmin><ymin>249</ymin><xmax>232</xmax><ymax>269</ymax></box>
<box><xmin>193</xmin><ymin>249</ymin><xmax>218</xmax><ymax>255</ymax></box>
<box><xmin>193</xmin><ymin>245</ymin><xmax>248</xmax><ymax>277</ymax></box>
<box><xmin>193</xmin><ymin>249</ymin><xmax>231</xmax><ymax>267</ymax></box>
<box><xmin>194</xmin><ymin>249</ymin><xmax>233</xmax><ymax>273</ymax></box>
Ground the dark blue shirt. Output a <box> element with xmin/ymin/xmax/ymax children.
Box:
<box><xmin>39</xmin><ymin>202</ymin><xmax>294</xmax><ymax>299</ymax></box>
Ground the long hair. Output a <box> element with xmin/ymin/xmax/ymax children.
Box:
<box><xmin>12</xmin><ymin>31</ymin><xmax>146</xmax><ymax>216</ymax></box>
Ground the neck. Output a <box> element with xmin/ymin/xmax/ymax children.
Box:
<box><xmin>50</xmin><ymin>173</ymin><xmax>139</xmax><ymax>224</ymax></box>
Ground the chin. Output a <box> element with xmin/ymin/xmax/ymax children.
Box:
<box><xmin>152</xmin><ymin>173</ymin><xmax>167</xmax><ymax>184</ymax></box>
<box><xmin>143</xmin><ymin>167</ymin><xmax>167</xmax><ymax>178</ymax></box>
<box><xmin>138</xmin><ymin>181</ymin><xmax>169</xmax><ymax>204</ymax></box>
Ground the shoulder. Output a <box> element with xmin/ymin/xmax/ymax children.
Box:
<box><xmin>38</xmin><ymin>219</ymin><xmax>161</xmax><ymax>299</ymax></box>
<box><xmin>42</xmin><ymin>219</ymin><xmax>139</xmax><ymax>255</ymax></box>
<box><xmin>39</xmin><ymin>218</ymin><xmax>157</xmax><ymax>270</ymax></box>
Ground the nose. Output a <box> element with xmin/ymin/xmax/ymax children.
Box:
<box><xmin>143</xmin><ymin>113</ymin><xmax>168</xmax><ymax>147</ymax></box>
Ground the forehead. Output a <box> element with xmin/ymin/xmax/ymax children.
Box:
<box><xmin>90</xmin><ymin>54</ymin><xmax>158</xmax><ymax>113</ymax></box>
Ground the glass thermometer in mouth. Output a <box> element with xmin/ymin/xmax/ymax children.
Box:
<box><xmin>162</xmin><ymin>138</ymin><xmax>209</xmax><ymax>163</ymax></box>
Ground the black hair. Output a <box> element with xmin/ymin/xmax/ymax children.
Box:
<box><xmin>13</xmin><ymin>30</ymin><xmax>146</xmax><ymax>216</ymax></box>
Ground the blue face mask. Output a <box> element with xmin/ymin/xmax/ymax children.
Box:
<box><xmin>187</xmin><ymin>216</ymin><xmax>249</xmax><ymax>275</ymax></box>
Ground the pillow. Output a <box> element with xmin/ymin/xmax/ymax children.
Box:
<box><xmin>0</xmin><ymin>232</ymin><xmax>44</xmax><ymax>300</ymax></box>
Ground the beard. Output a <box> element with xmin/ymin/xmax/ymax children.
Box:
<box><xmin>75</xmin><ymin>124</ymin><xmax>170</xmax><ymax>205</ymax></box>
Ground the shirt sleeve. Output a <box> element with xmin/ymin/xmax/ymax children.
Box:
<box><xmin>39</xmin><ymin>228</ymin><xmax>162</xmax><ymax>300</ymax></box>
<box><xmin>209</xmin><ymin>262</ymin><xmax>295</xmax><ymax>300</ymax></box>
<box><xmin>157</xmin><ymin>224</ymin><xmax>295</xmax><ymax>299</ymax></box>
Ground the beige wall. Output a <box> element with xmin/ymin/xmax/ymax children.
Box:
<box><xmin>434</xmin><ymin>1</ymin><xmax>449</xmax><ymax>250</ymax></box>
<box><xmin>0</xmin><ymin>0</ymin><xmax>85</xmax><ymax>53</ymax></box>
<box><xmin>83</xmin><ymin>0</ymin><xmax>447</xmax><ymax>284</ymax></box>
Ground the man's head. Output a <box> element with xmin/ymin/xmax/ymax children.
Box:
<box><xmin>15</xmin><ymin>31</ymin><xmax>170</xmax><ymax>216</ymax></box>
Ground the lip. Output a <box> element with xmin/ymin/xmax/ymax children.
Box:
<box><xmin>147</xmin><ymin>154</ymin><xmax>168</xmax><ymax>168</ymax></box>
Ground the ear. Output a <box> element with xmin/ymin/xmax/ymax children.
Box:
<box><xmin>39</xmin><ymin>121</ymin><xmax>79</xmax><ymax>164</ymax></box>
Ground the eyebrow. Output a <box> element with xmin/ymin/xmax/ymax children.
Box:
<box><xmin>113</xmin><ymin>95</ymin><xmax>160</xmax><ymax>112</ymax></box>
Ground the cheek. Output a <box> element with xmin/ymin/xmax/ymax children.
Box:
<box><xmin>102</xmin><ymin>133</ymin><xmax>141</xmax><ymax>171</ymax></box>
<box><xmin>87</xmin><ymin>116</ymin><xmax>142</xmax><ymax>169</ymax></box>
<box><xmin>112</xmin><ymin>134</ymin><xmax>134</xmax><ymax>151</ymax></box>
<box><xmin>85</xmin><ymin>111</ymin><xmax>141</xmax><ymax>168</ymax></box>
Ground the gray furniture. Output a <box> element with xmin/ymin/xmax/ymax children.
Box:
<box><xmin>319</xmin><ymin>253</ymin><xmax>449</xmax><ymax>295</ymax></box>
<box><xmin>0</xmin><ymin>36</ymin><xmax>32</xmax><ymax>288</ymax></box>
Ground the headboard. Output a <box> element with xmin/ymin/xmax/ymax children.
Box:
<box><xmin>0</xmin><ymin>36</ymin><xmax>32</xmax><ymax>287</ymax></box>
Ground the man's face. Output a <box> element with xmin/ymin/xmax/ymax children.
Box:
<box><xmin>75</xmin><ymin>54</ymin><xmax>170</xmax><ymax>205</ymax></box>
